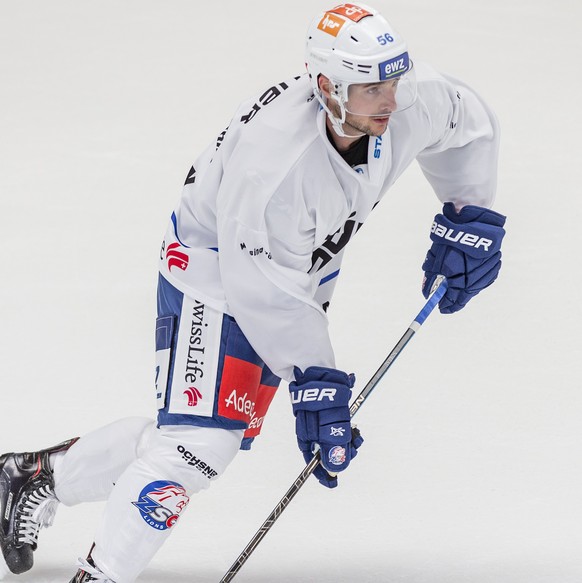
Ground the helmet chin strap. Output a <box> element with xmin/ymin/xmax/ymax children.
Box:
<box><xmin>315</xmin><ymin>91</ymin><xmax>366</xmax><ymax>139</ymax></box>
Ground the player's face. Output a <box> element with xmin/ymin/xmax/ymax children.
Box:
<box><xmin>345</xmin><ymin>80</ymin><xmax>399</xmax><ymax>116</ymax></box>
<box><xmin>330</xmin><ymin>79</ymin><xmax>398</xmax><ymax>137</ymax></box>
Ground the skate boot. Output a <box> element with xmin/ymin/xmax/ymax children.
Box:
<box><xmin>70</xmin><ymin>548</ymin><xmax>114</xmax><ymax>582</ymax></box>
<box><xmin>0</xmin><ymin>437</ymin><xmax>79</xmax><ymax>575</ymax></box>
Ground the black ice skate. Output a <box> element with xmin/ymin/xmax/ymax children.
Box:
<box><xmin>0</xmin><ymin>437</ymin><xmax>78</xmax><ymax>575</ymax></box>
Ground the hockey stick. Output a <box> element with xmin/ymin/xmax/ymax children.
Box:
<box><xmin>219</xmin><ymin>277</ymin><xmax>447</xmax><ymax>583</ymax></box>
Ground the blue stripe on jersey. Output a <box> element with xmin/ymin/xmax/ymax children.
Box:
<box><xmin>319</xmin><ymin>269</ymin><xmax>340</xmax><ymax>286</ymax></box>
<box><xmin>171</xmin><ymin>212</ymin><xmax>189</xmax><ymax>248</ymax></box>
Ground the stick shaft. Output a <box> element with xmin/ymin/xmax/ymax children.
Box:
<box><xmin>350</xmin><ymin>276</ymin><xmax>447</xmax><ymax>416</ymax></box>
<box><xmin>219</xmin><ymin>280</ymin><xmax>447</xmax><ymax>583</ymax></box>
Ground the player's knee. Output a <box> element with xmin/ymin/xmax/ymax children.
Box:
<box><xmin>139</xmin><ymin>425</ymin><xmax>244</xmax><ymax>493</ymax></box>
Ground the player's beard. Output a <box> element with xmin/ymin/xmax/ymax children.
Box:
<box><xmin>329</xmin><ymin>101</ymin><xmax>390</xmax><ymax>138</ymax></box>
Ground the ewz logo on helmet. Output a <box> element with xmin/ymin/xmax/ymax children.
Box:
<box><xmin>379</xmin><ymin>53</ymin><xmax>410</xmax><ymax>79</ymax></box>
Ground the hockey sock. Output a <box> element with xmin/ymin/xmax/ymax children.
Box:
<box><xmin>90</xmin><ymin>425</ymin><xmax>243</xmax><ymax>582</ymax></box>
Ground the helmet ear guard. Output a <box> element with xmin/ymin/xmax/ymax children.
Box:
<box><xmin>313</xmin><ymin>73</ymin><xmax>351</xmax><ymax>137</ymax></box>
<box><xmin>316</xmin><ymin>75</ymin><xmax>346</xmax><ymax>115</ymax></box>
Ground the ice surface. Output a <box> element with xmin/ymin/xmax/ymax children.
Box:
<box><xmin>1</xmin><ymin>0</ymin><xmax>582</xmax><ymax>581</ymax></box>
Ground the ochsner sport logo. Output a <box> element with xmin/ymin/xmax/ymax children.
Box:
<box><xmin>132</xmin><ymin>480</ymin><xmax>189</xmax><ymax>531</ymax></box>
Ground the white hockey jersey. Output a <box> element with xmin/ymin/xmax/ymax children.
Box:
<box><xmin>159</xmin><ymin>62</ymin><xmax>500</xmax><ymax>382</ymax></box>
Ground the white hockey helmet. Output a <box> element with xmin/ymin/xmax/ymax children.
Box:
<box><xmin>305</xmin><ymin>3</ymin><xmax>417</xmax><ymax>133</ymax></box>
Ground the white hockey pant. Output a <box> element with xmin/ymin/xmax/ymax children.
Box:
<box><xmin>53</xmin><ymin>417</ymin><xmax>243</xmax><ymax>582</ymax></box>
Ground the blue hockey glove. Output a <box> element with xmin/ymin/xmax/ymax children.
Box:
<box><xmin>422</xmin><ymin>203</ymin><xmax>506</xmax><ymax>314</ymax></box>
<box><xmin>289</xmin><ymin>366</ymin><xmax>363</xmax><ymax>489</ymax></box>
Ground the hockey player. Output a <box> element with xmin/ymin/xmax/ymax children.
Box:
<box><xmin>0</xmin><ymin>3</ymin><xmax>506</xmax><ymax>582</ymax></box>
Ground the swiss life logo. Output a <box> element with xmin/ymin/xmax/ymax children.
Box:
<box><xmin>184</xmin><ymin>387</ymin><xmax>202</xmax><ymax>407</ymax></box>
<box><xmin>166</xmin><ymin>242</ymin><xmax>189</xmax><ymax>272</ymax></box>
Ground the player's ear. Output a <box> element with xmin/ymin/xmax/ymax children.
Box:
<box><xmin>318</xmin><ymin>74</ymin><xmax>333</xmax><ymax>99</ymax></box>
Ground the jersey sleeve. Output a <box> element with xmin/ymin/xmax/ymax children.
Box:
<box><xmin>416</xmin><ymin>68</ymin><xmax>500</xmax><ymax>209</ymax></box>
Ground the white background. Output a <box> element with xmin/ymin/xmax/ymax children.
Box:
<box><xmin>1</xmin><ymin>0</ymin><xmax>582</xmax><ymax>581</ymax></box>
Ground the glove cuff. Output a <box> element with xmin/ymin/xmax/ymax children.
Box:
<box><xmin>293</xmin><ymin>365</ymin><xmax>355</xmax><ymax>387</ymax></box>
<box><xmin>443</xmin><ymin>202</ymin><xmax>506</xmax><ymax>227</ymax></box>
